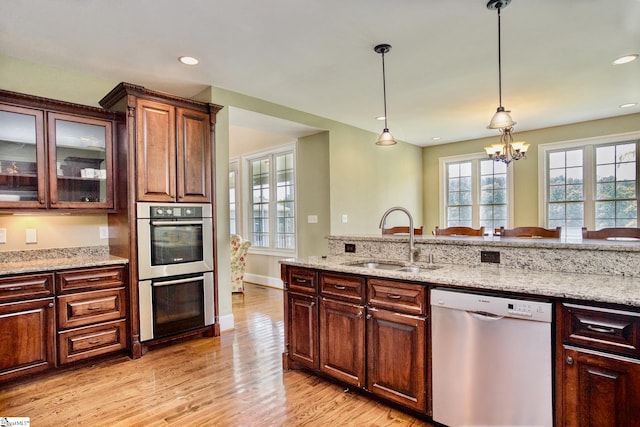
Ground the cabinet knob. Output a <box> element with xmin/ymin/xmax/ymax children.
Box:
<box><xmin>48</xmin><ymin>302</ymin><xmax>54</xmax><ymax>308</ymax></box>
<box><xmin>366</xmin><ymin>314</ymin><xmax>372</xmax><ymax>320</ymax></box>
<box><xmin>566</xmin><ymin>356</ymin><xmax>574</xmax><ymax>366</ymax></box>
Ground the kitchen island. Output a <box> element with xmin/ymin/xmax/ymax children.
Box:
<box><xmin>280</xmin><ymin>235</ymin><xmax>640</xmax><ymax>426</ymax></box>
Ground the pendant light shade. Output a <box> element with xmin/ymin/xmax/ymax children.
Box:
<box><xmin>485</xmin><ymin>0</ymin><xmax>527</xmax><ymax>165</ymax></box>
<box><xmin>374</xmin><ymin>44</ymin><xmax>397</xmax><ymax>146</ymax></box>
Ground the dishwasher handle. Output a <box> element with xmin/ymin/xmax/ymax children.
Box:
<box><xmin>469</xmin><ymin>310</ymin><xmax>504</xmax><ymax>321</ymax></box>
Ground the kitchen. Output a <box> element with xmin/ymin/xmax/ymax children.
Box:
<box><xmin>2</xmin><ymin>1</ymin><xmax>640</xmax><ymax>426</ymax></box>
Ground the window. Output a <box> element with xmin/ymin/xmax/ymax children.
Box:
<box><xmin>541</xmin><ymin>133</ymin><xmax>639</xmax><ymax>238</ymax></box>
<box><xmin>441</xmin><ymin>154</ymin><xmax>512</xmax><ymax>231</ymax></box>
<box><xmin>246</xmin><ymin>146</ymin><xmax>296</xmax><ymax>252</ymax></box>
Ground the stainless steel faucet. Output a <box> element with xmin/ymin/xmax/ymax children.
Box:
<box><xmin>379</xmin><ymin>206</ymin><xmax>418</xmax><ymax>264</ymax></box>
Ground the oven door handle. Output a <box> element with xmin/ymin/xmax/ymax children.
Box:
<box><xmin>152</xmin><ymin>276</ymin><xmax>203</xmax><ymax>287</ymax></box>
<box><xmin>150</xmin><ymin>220</ymin><xmax>204</xmax><ymax>226</ymax></box>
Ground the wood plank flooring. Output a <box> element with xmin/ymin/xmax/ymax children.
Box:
<box><xmin>1</xmin><ymin>283</ymin><xmax>434</xmax><ymax>426</ymax></box>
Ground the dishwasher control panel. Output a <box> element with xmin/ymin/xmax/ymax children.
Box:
<box><xmin>431</xmin><ymin>288</ymin><xmax>552</xmax><ymax>323</ymax></box>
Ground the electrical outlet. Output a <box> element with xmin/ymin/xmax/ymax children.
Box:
<box><xmin>345</xmin><ymin>243</ymin><xmax>356</xmax><ymax>253</ymax></box>
<box><xmin>307</xmin><ymin>215</ymin><xmax>318</xmax><ymax>224</ymax></box>
<box><xmin>0</xmin><ymin>228</ymin><xmax>6</xmax><ymax>244</ymax></box>
<box><xmin>99</xmin><ymin>226</ymin><xmax>109</xmax><ymax>239</ymax></box>
<box><xmin>341</xmin><ymin>214</ymin><xmax>348</xmax><ymax>223</ymax></box>
<box><xmin>481</xmin><ymin>250</ymin><xmax>500</xmax><ymax>263</ymax></box>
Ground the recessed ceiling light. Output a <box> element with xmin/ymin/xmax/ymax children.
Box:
<box><xmin>179</xmin><ymin>56</ymin><xmax>199</xmax><ymax>65</ymax></box>
<box><xmin>613</xmin><ymin>54</ymin><xmax>638</xmax><ymax>65</ymax></box>
<box><xmin>432</xmin><ymin>136</ymin><xmax>441</xmax><ymax>141</ymax></box>
<box><xmin>619</xmin><ymin>102</ymin><xmax>638</xmax><ymax>108</ymax></box>
<box><xmin>376</xmin><ymin>116</ymin><xmax>386</xmax><ymax>121</ymax></box>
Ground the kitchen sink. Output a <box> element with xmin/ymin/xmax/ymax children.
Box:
<box><xmin>345</xmin><ymin>261</ymin><xmax>442</xmax><ymax>272</ymax></box>
<box><xmin>346</xmin><ymin>261</ymin><xmax>405</xmax><ymax>270</ymax></box>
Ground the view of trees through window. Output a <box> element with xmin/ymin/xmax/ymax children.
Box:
<box><xmin>446</xmin><ymin>158</ymin><xmax>509</xmax><ymax>231</ymax></box>
<box><xmin>546</xmin><ymin>140</ymin><xmax>638</xmax><ymax>237</ymax></box>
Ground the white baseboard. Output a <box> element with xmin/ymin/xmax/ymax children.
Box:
<box><xmin>218</xmin><ymin>313</ymin><xmax>235</xmax><ymax>332</ymax></box>
<box><xmin>244</xmin><ymin>273</ymin><xmax>283</xmax><ymax>290</ymax></box>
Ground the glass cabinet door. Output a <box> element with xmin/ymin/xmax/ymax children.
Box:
<box><xmin>47</xmin><ymin>112</ymin><xmax>114</xmax><ymax>208</ymax></box>
<box><xmin>0</xmin><ymin>104</ymin><xmax>46</xmax><ymax>207</ymax></box>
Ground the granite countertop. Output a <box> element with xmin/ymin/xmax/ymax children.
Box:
<box><xmin>0</xmin><ymin>246</ymin><xmax>128</xmax><ymax>276</ymax></box>
<box><xmin>280</xmin><ymin>256</ymin><xmax>640</xmax><ymax>309</ymax></box>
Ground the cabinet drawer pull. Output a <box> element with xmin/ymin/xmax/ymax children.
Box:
<box><xmin>334</xmin><ymin>285</ymin><xmax>346</xmax><ymax>290</ymax></box>
<box><xmin>88</xmin><ymin>340</ymin><xmax>102</xmax><ymax>345</ymax></box>
<box><xmin>87</xmin><ymin>277</ymin><xmax>102</xmax><ymax>282</ymax></box>
<box><xmin>586</xmin><ymin>324</ymin><xmax>616</xmax><ymax>334</ymax></box>
<box><xmin>386</xmin><ymin>294</ymin><xmax>402</xmax><ymax>299</ymax></box>
<box><xmin>7</xmin><ymin>287</ymin><xmax>24</xmax><ymax>291</ymax></box>
<box><xmin>87</xmin><ymin>306</ymin><xmax>103</xmax><ymax>311</ymax></box>
<box><xmin>295</xmin><ymin>278</ymin><xmax>310</xmax><ymax>284</ymax></box>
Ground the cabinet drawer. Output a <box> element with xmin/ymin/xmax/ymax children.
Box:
<box><xmin>288</xmin><ymin>267</ymin><xmax>318</xmax><ymax>294</ymax></box>
<box><xmin>57</xmin><ymin>288</ymin><xmax>127</xmax><ymax>329</ymax></box>
<box><xmin>320</xmin><ymin>272</ymin><xmax>365</xmax><ymax>303</ymax></box>
<box><xmin>0</xmin><ymin>273</ymin><xmax>54</xmax><ymax>303</ymax></box>
<box><xmin>57</xmin><ymin>266</ymin><xmax>125</xmax><ymax>294</ymax></box>
<box><xmin>58</xmin><ymin>319</ymin><xmax>127</xmax><ymax>364</ymax></box>
<box><xmin>368</xmin><ymin>279</ymin><xmax>427</xmax><ymax>316</ymax></box>
<box><xmin>562</xmin><ymin>303</ymin><xmax>640</xmax><ymax>358</ymax></box>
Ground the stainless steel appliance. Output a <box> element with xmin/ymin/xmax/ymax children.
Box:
<box><xmin>431</xmin><ymin>288</ymin><xmax>553</xmax><ymax>427</ymax></box>
<box><xmin>136</xmin><ymin>202</ymin><xmax>215</xmax><ymax>341</ymax></box>
<box><xmin>137</xmin><ymin>202</ymin><xmax>213</xmax><ymax>280</ymax></box>
<box><xmin>139</xmin><ymin>272</ymin><xmax>214</xmax><ymax>341</ymax></box>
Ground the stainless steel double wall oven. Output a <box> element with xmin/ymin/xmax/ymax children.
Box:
<box><xmin>136</xmin><ymin>202</ymin><xmax>214</xmax><ymax>342</ymax></box>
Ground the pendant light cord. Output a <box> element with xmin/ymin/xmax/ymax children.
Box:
<box><xmin>497</xmin><ymin>7</ymin><xmax>503</xmax><ymax>109</ymax></box>
<box><xmin>381</xmin><ymin>51</ymin><xmax>389</xmax><ymax>129</ymax></box>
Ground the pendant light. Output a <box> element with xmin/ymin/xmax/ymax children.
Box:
<box><xmin>484</xmin><ymin>0</ymin><xmax>529</xmax><ymax>164</ymax></box>
<box><xmin>374</xmin><ymin>44</ymin><xmax>397</xmax><ymax>146</ymax></box>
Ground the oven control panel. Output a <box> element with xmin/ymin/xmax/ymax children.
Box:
<box><xmin>149</xmin><ymin>205</ymin><xmax>203</xmax><ymax>218</ymax></box>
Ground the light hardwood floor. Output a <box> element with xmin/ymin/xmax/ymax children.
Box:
<box><xmin>1</xmin><ymin>283</ymin><xmax>433</xmax><ymax>426</ymax></box>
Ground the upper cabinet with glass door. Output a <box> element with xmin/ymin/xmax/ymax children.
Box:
<box><xmin>47</xmin><ymin>112</ymin><xmax>114</xmax><ymax>209</ymax></box>
<box><xmin>0</xmin><ymin>89</ymin><xmax>120</xmax><ymax>210</ymax></box>
<box><xmin>0</xmin><ymin>104</ymin><xmax>46</xmax><ymax>207</ymax></box>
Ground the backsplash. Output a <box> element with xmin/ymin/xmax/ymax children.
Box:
<box><xmin>328</xmin><ymin>236</ymin><xmax>640</xmax><ymax>277</ymax></box>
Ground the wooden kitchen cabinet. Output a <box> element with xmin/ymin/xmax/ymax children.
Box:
<box><xmin>100</xmin><ymin>83</ymin><xmax>221</xmax><ymax>203</ymax></box>
<box><xmin>558</xmin><ymin>302</ymin><xmax>640</xmax><ymax>427</ymax></box>
<box><xmin>367</xmin><ymin>279</ymin><xmax>428</xmax><ymax>414</ymax></box>
<box><xmin>56</xmin><ymin>265</ymin><xmax>128</xmax><ymax>365</ymax></box>
<box><xmin>0</xmin><ymin>89</ymin><xmax>119</xmax><ymax>210</ymax></box>
<box><xmin>0</xmin><ymin>273</ymin><xmax>56</xmax><ymax>382</ymax></box>
<box><xmin>319</xmin><ymin>272</ymin><xmax>366</xmax><ymax>388</ymax></box>
<box><xmin>284</xmin><ymin>266</ymin><xmax>319</xmax><ymax>370</ymax></box>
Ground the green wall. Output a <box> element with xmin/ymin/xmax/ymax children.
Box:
<box><xmin>422</xmin><ymin>113</ymin><xmax>640</xmax><ymax>231</ymax></box>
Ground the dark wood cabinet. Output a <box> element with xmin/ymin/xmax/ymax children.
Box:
<box><xmin>288</xmin><ymin>292</ymin><xmax>318</xmax><ymax>369</ymax></box>
<box><xmin>558</xmin><ymin>302</ymin><xmax>640</xmax><ymax>426</ymax></box>
<box><xmin>0</xmin><ymin>273</ymin><xmax>56</xmax><ymax>382</ymax></box>
<box><xmin>283</xmin><ymin>266</ymin><xmax>319</xmax><ymax>370</ymax></box>
<box><xmin>367</xmin><ymin>278</ymin><xmax>428</xmax><ymax>414</ymax></box>
<box><xmin>0</xmin><ymin>89</ymin><xmax>119</xmax><ymax>210</ymax></box>
<box><xmin>56</xmin><ymin>266</ymin><xmax>128</xmax><ymax>365</ymax></box>
<box><xmin>100</xmin><ymin>82</ymin><xmax>220</xmax><ymax>203</ymax></box>
<box><xmin>319</xmin><ymin>297</ymin><xmax>366</xmax><ymax>387</ymax></box>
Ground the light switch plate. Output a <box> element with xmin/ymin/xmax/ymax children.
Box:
<box><xmin>307</xmin><ymin>215</ymin><xmax>318</xmax><ymax>224</ymax></box>
<box><xmin>99</xmin><ymin>226</ymin><xmax>109</xmax><ymax>239</ymax></box>
<box><xmin>0</xmin><ymin>228</ymin><xmax>6</xmax><ymax>244</ymax></box>
<box><xmin>341</xmin><ymin>214</ymin><xmax>348</xmax><ymax>223</ymax></box>
<box><xmin>26</xmin><ymin>228</ymin><xmax>37</xmax><ymax>244</ymax></box>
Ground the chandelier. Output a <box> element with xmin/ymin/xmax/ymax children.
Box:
<box><xmin>483</xmin><ymin>0</ymin><xmax>529</xmax><ymax>164</ymax></box>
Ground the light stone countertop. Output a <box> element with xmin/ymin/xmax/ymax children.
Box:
<box><xmin>280</xmin><ymin>255</ymin><xmax>640</xmax><ymax>309</ymax></box>
<box><xmin>0</xmin><ymin>246</ymin><xmax>128</xmax><ymax>276</ymax></box>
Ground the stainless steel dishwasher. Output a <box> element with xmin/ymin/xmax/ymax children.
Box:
<box><xmin>430</xmin><ymin>288</ymin><xmax>553</xmax><ymax>427</ymax></box>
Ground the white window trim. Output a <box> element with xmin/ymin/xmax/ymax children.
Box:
<box><xmin>242</xmin><ymin>143</ymin><xmax>297</xmax><ymax>257</ymax></box>
<box><xmin>229</xmin><ymin>157</ymin><xmax>241</xmax><ymax>237</ymax></box>
<box><xmin>537</xmin><ymin>131</ymin><xmax>640</xmax><ymax>229</ymax></box>
<box><xmin>438</xmin><ymin>152</ymin><xmax>515</xmax><ymax>229</ymax></box>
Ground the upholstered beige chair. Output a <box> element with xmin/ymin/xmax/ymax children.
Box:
<box><xmin>231</xmin><ymin>234</ymin><xmax>251</xmax><ymax>293</ymax></box>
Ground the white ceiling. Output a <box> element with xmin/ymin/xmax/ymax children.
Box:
<box><xmin>1</xmin><ymin>0</ymin><xmax>639</xmax><ymax>146</ymax></box>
